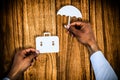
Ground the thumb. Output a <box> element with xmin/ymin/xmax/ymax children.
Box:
<box><xmin>25</xmin><ymin>53</ymin><xmax>37</xmax><ymax>63</ymax></box>
<box><xmin>69</xmin><ymin>25</ymin><xmax>81</xmax><ymax>36</ymax></box>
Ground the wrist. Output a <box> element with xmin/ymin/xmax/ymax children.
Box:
<box><xmin>87</xmin><ymin>42</ymin><xmax>100</xmax><ymax>56</ymax></box>
<box><xmin>7</xmin><ymin>71</ymin><xmax>15</xmax><ymax>80</ymax></box>
<box><xmin>7</xmin><ymin>69</ymin><xmax>21</xmax><ymax>80</ymax></box>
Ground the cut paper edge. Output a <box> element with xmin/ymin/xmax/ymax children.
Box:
<box><xmin>57</xmin><ymin>5</ymin><xmax>82</xmax><ymax>18</ymax></box>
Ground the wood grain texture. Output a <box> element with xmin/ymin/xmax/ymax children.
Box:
<box><xmin>0</xmin><ymin>0</ymin><xmax>120</xmax><ymax>80</ymax></box>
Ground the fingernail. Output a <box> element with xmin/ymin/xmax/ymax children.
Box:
<box><xmin>67</xmin><ymin>31</ymin><xmax>69</xmax><ymax>34</ymax></box>
<box><xmin>64</xmin><ymin>25</ymin><xmax>70</xmax><ymax>29</ymax></box>
<box><xmin>71</xmin><ymin>34</ymin><xmax>73</xmax><ymax>37</ymax></box>
<box><xmin>64</xmin><ymin>25</ymin><xmax>67</xmax><ymax>29</ymax></box>
<box><xmin>71</xmin><ymin>34</ymin><xmax>75</xmax><ymax>37</ymax></box>
<box><xmin>36</xmin><ymin>50</ymin><xmax>40</xmax><ymax>54</ymax></box>
<box><xmin>66</xmin><ymin>25</ymin><xmax>70</xmax><ymax>29</ymax></box>
<box><xmin>35</xmin><ymin>57</ymin><xmax>38</xmax><ymax>60</ymax></box>
<box><xmin>30</xmin><ymin>62</ymin><xmax>34</xmax><ymax>66</ymax></box>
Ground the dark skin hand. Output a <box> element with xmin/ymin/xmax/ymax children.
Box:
<box><xmin>7</xmin><ymin>48</ymin><xmax>39</xmax><ymax>80</ymax></box>
<box><xmin>67</xmin><ymin>21</ymin><xmax>100</xmax><ymax>55</ymax></box>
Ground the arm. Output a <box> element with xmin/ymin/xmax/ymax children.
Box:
<box><xmin>88</xmin><ymin>42</ymin><xmax>118</xmax><ymax>80</ymax></box>
<box><xmin>68</xmin><ymin>21</ymin><xmax>118</xmax><ymax>80</ymax></box>
<box><xmin>3</xmin><ymin>48</ymin><xmax>39</xmax><ymax>80</ymax></box>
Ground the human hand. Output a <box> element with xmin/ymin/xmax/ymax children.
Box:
<box><xmin>67</xmin><ymin>21</ymin><xmax>99</xmax><ymax>54</ymax></box>
<box><xmin>7</xmin><ymin>48</ymin><xmax>39</xmax><ymax>80</ymax></box>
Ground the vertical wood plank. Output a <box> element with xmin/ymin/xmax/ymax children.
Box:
<box><xmin>89</xmin><ymin>0</ymin><xmax>96</xmax><ymax>79</ymax></box>
<box><xmin>95</xmin><ymin>0</ymin><xmax>104</xmax><ymax>52</ymax></box>
<box><xmin>56</xmin><ymin>0</ymin><xmax>67</xmax><ymax>80</ymax></box>
<box><xmin>23</xmin><ymin>0</ymin><xmax>29</xmax><ymax>47</ymax></box>
<box><xmin>102</xmin><ymin>0</ymin><xmax>120</xmax><ymax>78</ymax></box>
<box><xmin>16</xmin><ymin>0</ymin><xmax>23</xmax><ymax>48</ymax></box>
<box><xmin>80</xmin><ymin>0</ymin><xmax>91</xmax><ymax>80</ymax></box>
<box><xmin>3</xmin><ymin>0</ymin><xmax>15</xmax><ymax>73</ymax></box>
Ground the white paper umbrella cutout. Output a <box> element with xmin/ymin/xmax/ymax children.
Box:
<box><xmin>57</xmin><ymin>5</ymin><xmax>82</xmax><ymax>29</ymax></box>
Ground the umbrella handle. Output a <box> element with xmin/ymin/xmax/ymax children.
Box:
<box><xmin>64</xmin><ymin>16</ymin><xmax>70</xmax><ymax>29</ymax></box>
<box><xmin>64</xmin><ymin>16</ymin><xmax>71</xmax><ymax>29</ymax></box>
<box><xmin>68</xmin><ymin>16</ymin><xmax>70</xmax><ymax>25</ymax></box>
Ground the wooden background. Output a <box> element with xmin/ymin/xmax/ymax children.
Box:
<box><xmin>0</xmin><ymin>0</ymin><xmax>120</xmax><ymax>80</ymax></box>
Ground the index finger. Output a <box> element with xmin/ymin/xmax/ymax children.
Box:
<box><xmin>66</xmin><ymin>21</ymin><xmax>85</xmax><ymax>30</ymax></box>
<box><xmin>70</xmin><ymin>21</ymin><xmax>84</xmax><ymax>27</ymax></box>
<box><xmin>21</xmin><ymin>48</ymin><xmax>39</xmax><ymax>55</ymax></box>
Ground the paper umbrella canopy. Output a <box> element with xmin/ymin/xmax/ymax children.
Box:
<box><xmin>57</xmin><ymin>5</ymin><xmax>82</xmax><ymax>26</ymax></box>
